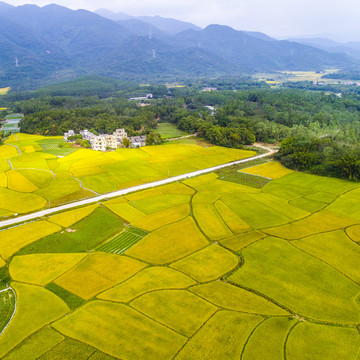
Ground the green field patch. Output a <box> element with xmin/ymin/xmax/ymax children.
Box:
<box><xmin>79</xmin><ymin>173</ymin><xmax>117</xmax><ymax>194</ymax></box>
<box><xmin>221</xmin><ymin>192</ymin><xmax>292</xmax><ymax>229</ymax></box>
<box><xmin>305</xmin><ymin>191</ymin><xmax>337</xmax><ymax>203</ymax></box>
<box><xmin>0</xmin><ymin>188</ymin><xmax>47</xmax><ymax>214</ymax></box>
<box><xmin>53</xmin><ymin>301</ymin><xmax>187</xmax><ymax>360</ymax></box>
<box><xmin>54</xmin><ymin>253</ymin><xmax>146</xmax><ymax>300</ymax></box>
<box><xmin>3</xmin><ymin>327</ymin><xmax>64</xmax><ymax>360</ymax></box>
<box><xmin>127</xmin><ymin>194</ymin><xmax>191</xmax><ymax>215</ymax></box>
<box><xmin>131</xmin><ymin>290</ymin><xmax>217</xmax><ymax>337</ymax></box>
<box><xmin>190</xmin><ymin>281</ymin><xmax>289</xmax><ymax>315</ymax></box>
<box><xmin>157</xmin><ymin>123</ymin><xmax>187</xmax><ymax>139</ymax></box>
<box><xmin>97</xmin><ymin>226</ymin><xmax>148</xmax><ymax>254</ymax></box>
<box><xmin>289</xmin><ymin>197</ymin><xmax>326</xmax><ymax>212</ymax></box>
<box><xmin>132</xmin><ymin>203</ymin><xmax>190</xmax><ymax>231</ymax></box>
<box><xmin>217</xmin><ymin>168</ymin><xmax>271</xmax><ymax>188</ymax></box>
<box><xmin>346</xmin><ymin>225</ymin><xmax>360</xmax><ymax>242</ymax></box>
<box><xmin>157</xmin><ymin>182</ymin><xmax>195</xmax><ymax>195</ymax></box>
<box><xmin>171</xmin><ymin>245</ymin><xmax>238</xmax><ymax>282</ymax></box>
<box><xmin>0</xmin><ymin>288</ymin><xmax>16</xmax><ymax>335</ymax></box>
<box><xmin>249</xmin><ymin>192</ymin><xmax>310</xmax><ymax>220</ymax></box>
<box><xmin>98</xmin><ymin>267</ymin><xmax>196</xmax><ymax>303</ymax></box>
<box><xmin>126</xmin><ymin>217</ymin><xmax>208</xmax><ymax>265</ymax></box>
<box><xmin>242</xmin><ymin>317</ymin><xmax>296</xmax><ymax>360</ymax></box>
<box><xmin>262</xmin><ymin>181</ymin><xmax>311</xmax><ymax>200</ymax></box>
<box><xmin>0</xmin><ymin>221</ymin><xmax>61</xmax><ymax>260</ymax></box>
<box><xmin>228</xmin><ymin>237</ymin><xmax>360</xmax><ymax>324</ymax></box>
<box><xmin>292</xmin><ymin>230</ymin><xmax>360</xmax><ymax>283</ymax></box>
<box><xmin>327</xmin><ymin>187</ymin><xmax>360</xmax><ymax>221</ymax></box>
<box><xmin>37</xmin><ymin>338</ymin><xmax>97</xmax><ymax>360</ymax></box>
<box><xmin>16</xmin><ymin>207</ymin><xmax>124</xmax><ymax>255</ymax></box>
<box><xmin>175</xmin><ymin>311</ymin><xmax>263</xmax><ymax>360</ymax></box>
<box><xmin>0</xmin><ymin>282</ymin><xmax>69</xmax><ymax>358</ymax></box>
<box><xmin>45</xmin><ymin>283</ymin><xmax>85</xmax><ymax>311</ymax></box>
<box><xmin>49</xmin><ymin>188</ymin><xmax>94</xmax><ymax>207</ymax></box>
<box><xmin>9</xmin><ymin>253</ymin><xmax>87</xmax><ymax>286</ymax></box>
<box><xmin>214</xmin><ymin>201</ymin><xmax>251</xmax><ymax>234</ymax></box>
<box><xmin>17</xmin><ymin>169</ymin><xmax>53</xmax><ymax>189</ymax></box>
<box><xmin>89</xmin><ymin>352</ymin><xmax>118</xmax><ymax>360</ymax></box>
<box><xmin>264</xmin><ymin>210</ymin><xmax>357</xmax><ymax>239</ymax></box>
<box><xmin>193</xmin><ymin>204</ymin><xmax>234</xmax><ymax>240</ymax></box>
<box><xmin>10</xmin><ymin>152</ymin><xmax>57</xmax><ymax>171</ymax></box>
<box><xmin>286</xmin><ymin>322</ymin><xmax>360</xmax><ymax>360</ymax></box>
<box><xmin>104</xmin><ymin>202</ymin><xmax>145</xmax><ymax>223</ymax></box>
<box><xmin>220</xmin><ymin>231</ymin><xmax>266</xmax><ymax>251</ymax></box>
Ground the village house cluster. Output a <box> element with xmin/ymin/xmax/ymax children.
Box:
<box><xmin>64</xmin><ymin>128</ymin><xmax>146</xmax><ymax>151</ymax></box>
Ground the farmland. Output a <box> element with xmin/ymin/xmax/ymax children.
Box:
<box><xmin>0</xmin><ymin>134</ymin><xmax>255</xmax><ymax>218</ymax></box>
<box><xmin>0</xmin><ymin>158</ymin><xmax>360</xmax><ymax>358</ymax></box>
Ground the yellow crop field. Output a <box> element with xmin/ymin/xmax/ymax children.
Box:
<box><xmin>176</xmin><ymin>311</ymin><xmax>263</xmax><ymax>360</ymax></box>
<box><xmin>98</xmin><ymin>267</ymin><xmax>196</xmax><ymax>302</ymax></box>
<box><xmin>126</xmin><ymin>217</ymin><xmax>209</xmax><ymax>264</ymax></box>
<box><xmin>0</xmin><ymin>172</ymin><xmax>7</xmax><ymax>187</ymax></box>
<box><xmin>0</xmin><ymin>282</ymin><xmax>69</xmax><ymax>358</ymax></box>
<box><xmin>132</xmin><ymin>203</ymin><xmax>190</xmax><ymax>231</ymax></box>
<box><xmin>215</xmin><ymin>200</ymin><xmax>250</xmax><ymax>233</ymax></box>
<box><xmin>54</xmin><ymin>253</ymin><xmax>146</xmax><ymax>299</ymax></box>
<box><xmin>104</xmin><ymin>202</ymin><xmax>145</xmax><ymax>222</ymax></box>
<box><xmin>346</xmin><ymin>225</ymin><xmax>360</xmax><ymax>242</ymax></box>
<box><xmin>171</xmin><ymin>244</ymin><xmax>239</xmax><ymax>282</ymax></box>
<box><xmin>9</xmin><ymin>253</ymin><xmax>87</xmax><ymax>285</ymax></box>
<box><xmin>0</xmin><ymin>221</ymin><xmax>61</xmax><ymax>259</ymax></box>
<box><xmin>52</xmin><ymin>301</ymin><xmax>187</xmax><ymax>360</ymax></box>
<box><xmin>0</xmin><ymin>87</ymin><xmax>10</xmax><ymax>95</ymax></box>
<box><xmin>0</xmin><ymin>257</ymin><xmax>5</xmax><ymax>268</ymax></box>
<box><xmin>131</xmin><ymin>290</ymin><xmax>217</xmax><ymax>336</ymax></box>
<box><xmin>241</xmin><ymin>161</ymin><xmax>293</xmax><ymax>179</ymax></box>
<box><xmin>0</xmin><ymin>145</ymin><xmax>19</xmax><ymax>159</ymax></box>
<box><xmin>193</xmin><ymin>204</ymin><xmax>233</xmax><ymax>240</ymax></box>
<box><xmin>48</xmin><ymin>204</ymin><xmax>99</xmax><ymax>228</ymax></box>
<box><xmin>6</xmin><ymin>170</ymin><xmax>38</xmax><ymax>193</ymax></box>
<box><xmin>2</xmin><ymin>327</ymin><xmax>64</xmax><ymax>360</ymax></box>
<box><xmin>265</xmin><ymin>210</ymin><xmax>357</xmax><ymax>239</ymax></box>
<box><xmin>220</xmin><ymin>230</ymin><xmax>266</xmax><ymax>251</ymax></box>
<box><xmin>191</xmin><ymin>281</ymin><xmax>288</xmax><ymax>315</ymax></box>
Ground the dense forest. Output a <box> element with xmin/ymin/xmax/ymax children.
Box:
<box><xmin>2</xmin><ymin>76</ymin><xmax>360</xmax><ymax>180</ymax></box>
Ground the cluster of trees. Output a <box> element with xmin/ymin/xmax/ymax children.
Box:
<box><xmin>276</xmin><ymin>136</ymin><xmax>360</xmax><ymax>181</ymax></box>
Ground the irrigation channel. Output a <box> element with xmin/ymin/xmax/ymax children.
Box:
<box><xmin>0</xmin><ymin>145</ymin><xmax>276</xmax><ymax>229</ymax></box>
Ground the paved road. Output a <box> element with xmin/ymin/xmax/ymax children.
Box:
<box><xmin>0</xmin><ymin>147</ymin><xmax>276</xmax><ymax>229</ymax></box>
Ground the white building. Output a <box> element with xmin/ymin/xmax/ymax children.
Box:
<box><xmin>64</xmin><ymin>130</ymin><xmax>75</xmax><ymax>141</ymax></box>
<box><xmin>104</xmin><ymin>135</ymin><xmax>117</xmax><ymax>149</ymax></box>
<box><xmin>90</xmin><ymin>136</ymin><xmax>106</xmax><ymax>151</ymax></box>
<box><xmin>80</xmin><ymin>129</ymin><xmax>96</xmax><ymax>140</ymax></box>
<box><xmin>129</xmin><ymin>135</ymin><xmax>146</xmax><ymax>148</ymax></box>
<box><xmin>113</xmin><ymin>128</ymin><xmax>128</xmax><ymax>145</ymax></box>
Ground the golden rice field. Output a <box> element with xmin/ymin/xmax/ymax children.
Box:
<box><xmin>0</xmin><ymin>87</ymin><xmax>10</xmax><ymax>95</ymax></box>
<box><xmin>1</xmin><ymin>160</ymin><xmax>360</xmax><ymax>359</ymax></box>
<box><xmin>0</xmin><ymin>133</ymin><xmax>255</xmax><ymax>217</ymax></box>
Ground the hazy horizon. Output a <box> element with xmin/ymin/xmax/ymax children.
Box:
<box><xmin>2</xmin><ymin>0</ymin><xmax>360</xmax><ymax>41</ymax></box>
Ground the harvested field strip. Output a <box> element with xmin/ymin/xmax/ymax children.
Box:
<box><xmin>0</xmin><ymin>288</ymin><xmax>16</xmax><ymax>335</ymax></box>
<box><xmin>97</xmin><ymin>227</ymin><xmax>149</xmax><ymax>254</ymax></box>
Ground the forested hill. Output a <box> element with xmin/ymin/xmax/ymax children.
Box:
<box><xmin>0</xmin><ymin>2</ymin><xmax>359</xmax><ymax>89</ymax></box>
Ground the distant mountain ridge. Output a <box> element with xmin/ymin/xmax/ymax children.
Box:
<box><xmin>0</xmin><ymin>1</ymin><xmax>358</xmax><ymax>90</ymax></box>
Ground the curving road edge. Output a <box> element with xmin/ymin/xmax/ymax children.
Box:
<box><xmin>0</xmin><ymin>146</ymin><xmax>276</xmax><ymax>229</ymax></box>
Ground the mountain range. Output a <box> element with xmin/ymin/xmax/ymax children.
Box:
<box><xmin>0</xmin><ymin>2</ymin><xmax>359</xmax><ymax>90</ymax></box>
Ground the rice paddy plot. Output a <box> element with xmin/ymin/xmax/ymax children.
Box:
<box><xmin>0</xmin><ymin>282</ymin><xmax>69</xmax><ymax>358</ymax></box>
<box><xmin>52</xmin><ymin>301</ymin><xmax>187</xmax><ymax>360</ymax></box>
<box><xmin>98</xmin><ymin>267</ymin><xmax>196</xmax><ymax>303</ymax></box>
<box><xmin>2</xmin><ymin>327</ymin><xmax>65</xmax><ymax>360</ymax></box>
<box><xmin>0</xmin><ymin>288</ymin><xmax>16</xmax><ymax>334</ymax></box>
<box><xmin>175</xmin><ymin>311</ymin><xmax>264</xmax><ymax>360</ymax></box>
<box><xmin>228</xmin><ymin>237</ymin><xmax>360</xmax><ymax>324</ymax></box>
<box><xmin>242</xmin><ymin>317</ymin><xmax>296</xmax><ymax>360</ymax></box>
<box><xmin>241</xmin><ymin>161</ymin><xmax>293</xmax><ymax>179</ymax></box>
<box><xmin>190</xmin><ymin>281</ymin><xmax>288</xmax><ymax>316</ymax></box>
<box><xmin>220</xmin><ymin>231</ymin><xmax>266</xmax><ymax>252</ymax></box>
<box><xmin>286</xmin><ymin>322</ymin><xmax>360</xmax><ymax>360</ymax></box>
<box><xmin>131</xmin><ymin>290</ymin><xmax>218</xmax><ymax>337</ymax></box>
<box><xmin>97</xmin><ymin>227</ymin><xmax>148</xmax><ymax>254</ymax></box>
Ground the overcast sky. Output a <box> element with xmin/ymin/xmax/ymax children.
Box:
<box><xmin>4</xmin><ymin>0</ymin><xmax>360</xmax><ymax>40</ymax></box>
